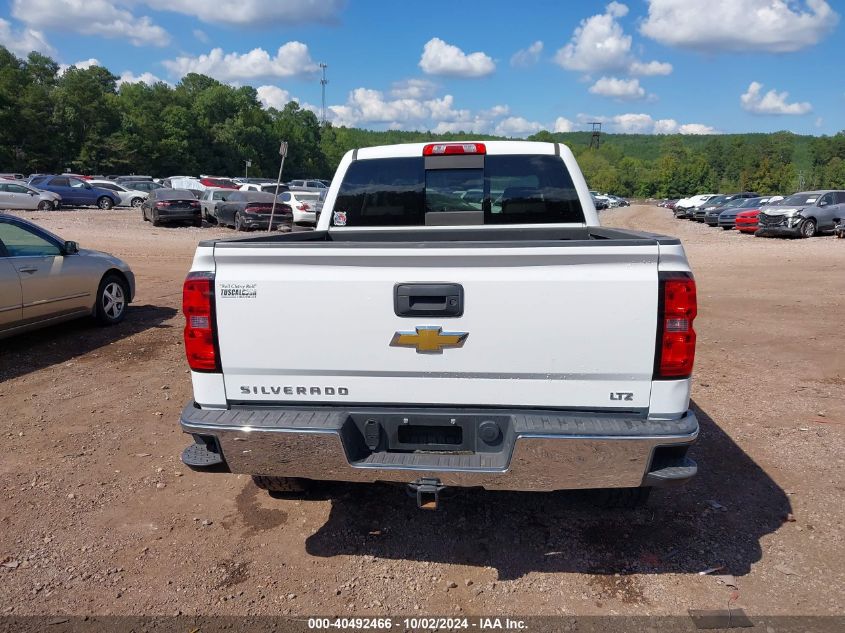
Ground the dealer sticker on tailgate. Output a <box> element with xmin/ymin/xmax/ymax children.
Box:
<box><xmin>219</xmin><ymin>283</ymin><xmax>257</xmax><ymax>299</ymax></box>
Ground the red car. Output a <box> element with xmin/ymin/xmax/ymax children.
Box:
<box><xmin>736</xmin><ymin>197</ymin><xmax>787</xmax><ymax>234</ymax></box>
<box><xmin>736</xmin><ymin>209</ymin><xmax>761</xmax><ymax>233</ymax></box>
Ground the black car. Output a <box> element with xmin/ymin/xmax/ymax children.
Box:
<box><xmin>703</xmin><ymin>197</ymin><xmax>761</xmax><ymax>226</ymax></box>
<box><xmin>141</xmin><ymin>188</ymin><xmax>201</xmax><ymax>227</ymax></box>
<box><xmin>694</xmin><ymin>192</ymin><xmax>760</xmax><ymax>222</ymax></box>
<box><xmin>215</xmin><ymin>191</ymin><xmax>292</xmax><ymax>231</ymax></box>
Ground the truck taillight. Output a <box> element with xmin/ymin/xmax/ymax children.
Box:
<box><xmin>655</xmin><ymin>272</ymin><xmax>697</xmax><ymax>379</ymax></box>
<box><xmin>423</xmin><ymin>142</ymin><xmax>486</xmax><ymax>156</ymax></box>
<box><xmin>183</xmin><ymin>272</ymin><xmax>219</xmax><ymax>372</ymax></box>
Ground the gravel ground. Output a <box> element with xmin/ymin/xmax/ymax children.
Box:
<box><xmin>0</xmin><ymin>205</ymin><xmax>843</xmax><ymax>618</ymax></box>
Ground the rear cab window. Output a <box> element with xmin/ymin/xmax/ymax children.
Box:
<box><xmin>332</xmin><ymin>154</ymin><xmax>585</xmax><ymax>227</ymax></box>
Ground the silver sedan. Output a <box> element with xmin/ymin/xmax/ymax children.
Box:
<box><xmin>0</xmin><ymin>181</ymin><xmax>61</xmax><ymax>210</ymax></box>
<box><xmin>0</xmin><ymin>214</ymin><xmax>135</xmax><ymax>339</ymax></box>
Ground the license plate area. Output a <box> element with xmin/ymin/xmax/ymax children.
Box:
<box><xmin>346</xmin><ymin>412</ymin><xmax>511</xmax><ymax>457</ymax></box>
<box><xmin>398</xmin><ymin>424</ymin><xmax>462</xmax><ymax>447</ymax></box>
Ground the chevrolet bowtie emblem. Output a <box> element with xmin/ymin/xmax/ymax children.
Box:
<box><xmin>390</xmin><ymin>326</ymin><xmax>469</xmax><ymax>354</ymax></box>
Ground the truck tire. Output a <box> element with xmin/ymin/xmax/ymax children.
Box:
<box><xmin>593</xmin><ymin>487</ymin><xmax>651</xmax><ymax>509</ymax></box>
<box><xmin>252</xmin><ymin>475</ymin><xmax>311</xmax><ymax>493</ymax></box>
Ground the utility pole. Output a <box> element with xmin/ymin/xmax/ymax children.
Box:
<box><xmin>244</xmin><ymin>159</ymin><xmax>251</xmax><ymax>180</ymax></box>
<box><xmin>319</xmin><ymin>62</ymin><xmax>328</xmax><ymax>125</ymax></box>
<box><xmin>589</xmin><ymin>122</ymin><xmax>602</xmax><ymax>150</ymax></box>
<box><xmin>268</xmin><ymin>141</ymin><xmax>288</xmax><ymax>232</ymax></box>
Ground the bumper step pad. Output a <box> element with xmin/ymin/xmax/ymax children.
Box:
<box><xmin>181</xmin><ymin>440</ymin><xmax>225</xmax><ymax>469</ymax></box>
<box><xmin>644</xmin><ymin>456</ymin><xmax>697</xmax><ymax>486</ymax></box>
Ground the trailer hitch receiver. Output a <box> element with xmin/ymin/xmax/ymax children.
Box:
<box><xmin>408</xmin><ymin>478</ymin><xmax>446</xmax><ymax>510</ymax></box>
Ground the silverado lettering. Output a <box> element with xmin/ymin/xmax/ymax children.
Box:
<box><xmin>240</xmin><ymin>386</ymin><xmax>349</xmax><ymax>396</ymax></box>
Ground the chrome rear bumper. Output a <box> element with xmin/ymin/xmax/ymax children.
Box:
<box><xmin>180</xmin><ymin>402</ymin><xmax>698</xmax><ymax>491</ymax></box>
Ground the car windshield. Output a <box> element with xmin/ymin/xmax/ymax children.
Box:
<box><xmin>737</xmin><ymin>197</ymin><xmax>763</xmax><ymax>208</ymax></box>
<box><xmin>781</xmin><ymin>193</ymin><xmax>819</xmax><ymax>205</ymax></box>
<box><xmin>706</xmin><ymin>195</ymin><xmax>728</xmax><ymax>206</ymax></box>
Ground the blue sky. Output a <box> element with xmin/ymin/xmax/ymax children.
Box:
<box><xmin>1</xmin><ymin>0</ymin><xmax>842</xmax><ymax>136</ymax></box>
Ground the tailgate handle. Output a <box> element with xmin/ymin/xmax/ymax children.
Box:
<box><xmin>394</xmin><ymin>283</ymin><xmax>464</xmax><ymax>317</ymax></box>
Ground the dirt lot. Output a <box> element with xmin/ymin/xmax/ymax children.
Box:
<box><xmin>1</xmin><ymin>205</ymin><xmax>843</xmax><ymax>618</ymax></box>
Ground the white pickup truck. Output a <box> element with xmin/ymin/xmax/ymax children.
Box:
<box><xmin>179</xmin><ymin>141</ymin><xmax>699</xmax><ymax>509</ymax></box>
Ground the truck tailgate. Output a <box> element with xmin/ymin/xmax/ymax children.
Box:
<box><xmin>212</xmin><ymin>243</ymin><xmax>660</xmax><ymax>409</ymax></box>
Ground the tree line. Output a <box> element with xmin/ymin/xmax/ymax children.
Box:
<box><xmin>2</xmin><ymin>47</ymin><xmax>844</xmax><ymax>196</ymax></box>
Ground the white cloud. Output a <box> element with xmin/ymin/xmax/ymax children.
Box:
<box><xmin>640</xmin><ymin>0</ymin><xmax>839</xmax><ymax>52</ymax></box>
<box><xmin>510</xmin><ymin>41</ymin><xmax>543</xmax><ymax>67</ymax></box>
<box><xmin>589</xmin><ymin>76</ymin><xmax>646</xmax><ymax>100</ymax></box>
<box><xmin>554</xmin><ymin>117</ymin><xmax>575</xmax><ymax>132</ymax></box>
<box><xmin>0</xmin><ymin>17</ymin><xmax>55</xmax><ymax>57</ymax></box>
<box><xmin>606</xmin><ymin>1</ymin><xmax>630</xmax><ymax>18</ymax></box>
<box><xmin>162</xmin><ymin>43</ymin><xmax>319</xmax><ymax>81</ymax></box>
<box><xmin>12</xmin><ymin>0</ymin><xmax>170</xmax><ymax>47</ymax></box>
<box><xmin>554</xmin><ymin>2</ymin><xmax>672</xmax><ymax>76</ymax></box>
<box><xmin>256</xmin><ymin>85</ymin><xmax>293</xmax><ymax>110</ymax></box>
<box><xmin>494</xmin><ymin>116</ymin><xmax>544</xmax><ymax>137</ymax></box>
<box><xmin>117</xmin><ymin>70</ymin><xmax>169</xmax><ymax>86</ymax></box>
<box><xmin>481</xmin><ymin>105</ymin><xmax>510</xmax><ymax>118</ymax></box>
<box><xmin>740</xmin><ymin>81</ymin><xmax>812</xmax><ymax>115</ymax></box>
<box><xmin>628</xmin><ymin>60</ymin><xmax>672</xmax><ymax>76</ymax></box>
<box><xmin>678</xmin><ymin>123</ymin><xmax>719</xmax><ymax>134</ymax></box>
<box><xmin>580</xmin><ymin>112</ymin><xmax>718</xmax><ymax>134</ymax></box>
<box><xmin>59</xmin><ymin>58</ymin><xmax>100</xmax><ymax>73</ymax></box>
<box><xmin>193</xmin><ymin>29</ymin><xmax>209</xmax><ymax>43</ymax></box>
<box><xmin>327</xmin><ymin>87</ymin><xmax>538</xmax><ymax>136</ymax></box>
<box><xmin>419</xmin><ymin>37</ymin><xmax>496</xmax><ymax>78</ymax></box>
<box><xmin>390</xmin><ymin>78</ymin><xmax>438</xmax><ymax>100</ymax></box>
<box><xmin>141</xmin><ymin>0</ymin><xmax>345</xmax><ymax>26</ymax></box>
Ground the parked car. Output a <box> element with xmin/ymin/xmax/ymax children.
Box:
<box><xmin>87</xmin><ymin>180</ymin><xmax>148</xmax><ymax>208</ymax></box>
<box><xmin>198</xmin><ymin>188</ymin><xmax>235</xmax><ymax>223</ymax></box>
<box><xmin>239</xmin><ymin>182</ymin><xmax>289</xmax><ymax>194</ymax></box>
<box><xmin>287</xmin><ymin>179</ymin><xmax>329</xmax><ymax>193</ymax></box>
<box><xmin>28</xmin><ymin>175</ymin><xmax>121</xmax><ymax>209</ymax></box>
<box><xmin>279</xmin><ymin>189</ymin><xmax>322</xmax><ymax>224</ymax></box>
<box><xmin>608</xmin><ymin>195</ymin><xmax>630</xmax><ymax>207</ymax></box>
<box><xmin>756</xmin><ymin>190</ymin><xmax>845</xmax><ymax>238</ymax></box>
<box><xmin>124</xmin><ymin>180</ymin><xmax>165</xmax><ymax>194</ymax></box>
<box><xmin>717</xmin><ymin>196</ymin><xmax>782</xmax><ymax>230</ymax></box>
<box><xmin>694</xmin><ymin>192</ymin><xmax>760</xmax><ymax>222</ymax></box>
<box><xmin>140</xmin><ymin>188</ymin><xmax>202</xmax><ymax>227</ymax></box>
<box><xmin>0</xmin><ymin>181</ymin><xmax>61</xmax><ymax>210</ymax></box>
<box><xmin>215</xmin><ymin>191</ymin><xmax>292</xmax><ymax>231</ymax></box>
<box><xmin>591</xmin><ymin>194</ymin><xmax>608</xmax><ymax>210</ymax></box>
<box><xmin>199</xmin><ymin>176</ymin><xmax>240</xmax><ymax>190</ymax></box>
<box><xmin>0</xmin><ymin>214</ymin><xmax>135</xmax><ymax>338</ymax></box>
<box><xmin>675</xmin><ymin>194</ymin><xmax>716</xmax><ymax>217</ymax></box>
<box><xmin>234</xmin><ymin>178</ymin><xmax>275</xmax><ymax>186</ymax></box>
<box><xmin>0</xmin><ymin>173</ymin><xmax>25</xmax><ymax>180</ymax></box>
<box><xmin>115</xmin><ymin>175</ymin><xmax>152</xmax><ymax>185</ymax></box>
